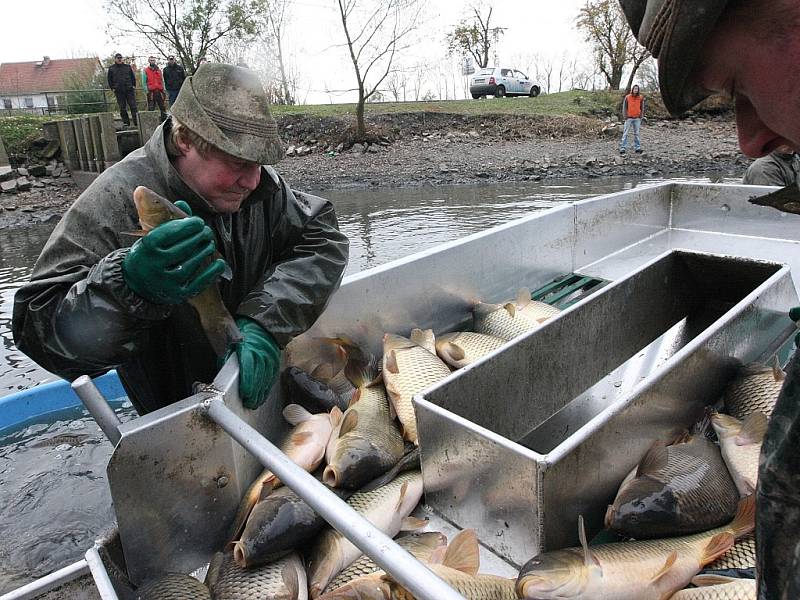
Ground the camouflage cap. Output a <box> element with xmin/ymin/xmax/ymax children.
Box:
<box><xmin>171</xmin><ymin>63</ymin><xmax>284</xmax><ymax>164</ymax></box>
<box><xmin>620</xmin><ymin>0</ymin><xmax>730</xmax><ymax>116</ymax></box>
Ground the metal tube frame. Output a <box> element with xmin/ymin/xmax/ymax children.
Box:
<box><xmin>84</xmin><ymin>545</ymin><xmax>120</xmax><ymax>600</ymax></box>
<box><xmin>202</xmin><ymin>396</ymin><xmax>466</xmax><ymax>600</ymax></box>
<box><xmin>71</xmin><ymin>375</ymin><xmax>122</xmax><ymax>445</ymax></box>
<box><xmin>0</xmin><ymin>560</ymin><xmax>89</xmax><ymax>600</ymax></box>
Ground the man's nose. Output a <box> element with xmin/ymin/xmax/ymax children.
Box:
<box><xmin>238</xmin><ymin>164</ymin><xmax>261</xmax><ymax>190</ymax></box>
<box><xmin>735</xmin><ymin>94</ymin><xmax>784</xmax><ymax>158</ymax></box>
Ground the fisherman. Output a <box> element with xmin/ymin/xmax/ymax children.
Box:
<box><xmin>743</xmin><ymin>146</ymin><xmax>800</xmax><ymax>187</ymax></box>
<box><xmin>12</xmin><ymin>63</ymin><xmax>349</xmax><ymax>416</ymax></box>
<box><xmin>619</xmin><ymin>84</ymin><xmax>646</xmax><ymax>154</ymax></box>
<box><xmin>619</xmin><ymin>1</ymin><xmax>800</xmax><ymax>597</ymax></box>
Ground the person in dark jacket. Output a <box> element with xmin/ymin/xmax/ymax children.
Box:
<box><xmin>620</xmin><ymin>2</ymin><xmax>800</xmax><ymax>598</ymax></box>
<box><xmin>13</xmin><ymin>63</ymin><xmax>349</xmax><ymax>415</ymax></box>
<box><xmin>107</xmin><ymin>53</ymin><xmax>137</xmax><ymax>127</ymax></box>
<box><xmin>163</xmin><ymin>56</ymin><xmax>186</xmax><ymax>106</ymax></box>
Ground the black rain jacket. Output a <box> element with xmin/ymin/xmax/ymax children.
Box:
<box><xmin>163</xmin><ymin>63</ymin><xmax>186</xmax><ymax>91</ymax></box>
<box><xmin>12</xmin><ymin>119</ymin><xmax>349</xmax><ymax>414</ymax></box>
<box><xmin>107</xmin><ymin>63</ymin><xmax>136</xmax><ymax>91</ymax></box>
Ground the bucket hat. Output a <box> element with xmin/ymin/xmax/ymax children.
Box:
<box><xmin>619</xmin><ymin>0</ymin><xmax>730</xmax><ymax>115</ymax></box>
<box><xmin>171</xmin><ymin>63</ymin><xmax>284</xmax><ymax>164</ymax></box>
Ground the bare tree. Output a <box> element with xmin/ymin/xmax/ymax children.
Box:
<box><xmin>263</xmin><ymin>0</ymin><xmax>294</xmax><ymax>104</ymax></box>
<box><xmin>336</xmin><ymin>0</ymin><xmax>423</xmax><ymax>139</ymax></box>
<box><xmin>105</xmin><ymin>0</ymin><xmax>263</xmax><ymax>73</ymax></box>
<box><xmin>446</xmin><ymin>2</ymin><xmax>502</xmax><ymax>70</ymax></box>
<box><xmin>576</xmin><ymin>0</ymin><xmax>650</xmax><ymax>90</ymax></box>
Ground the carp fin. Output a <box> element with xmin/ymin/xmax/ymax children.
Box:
<box><xmin>290</xmin><ymin>431</ymin><xmax>314</xmax><ymax>445</ymax></box>
<box><xmin>338</xmin><ymin>410</ymin><xmax>359</xmax><ymax>437</ymax></box>
<box><xmin>258</xmin><ymin>480</ymin><xmax>275</xmax><ymax>502</ymax></box>
<box><xmin>442</xmin><ymin>342</ymin><xmax>465</xmax><ymax>363</ymax></box>
<box><xmin>283</xmin><ymin>403</ymin><xmax>313</xmax><ymax>425</ymax></box>
<box><xmin>690</xmin><ymin>574</ymin><xmax>740</xmax><ymax>587</ymax></box>
<box><xmin>400</xmin><ymin>516</ymin><xmax>428</xmax><ymax>531</ymax></box>
<box><xmin>347</xmin><ymin>387</ymin><xmax>362</xmax><ymax>408</ymax></box>
<box><xmin>441</xmin><ymin>529</ymin><xmax>480</xmax><ymax>575</ymax></box>
<box><xmin>729</xmin><ymin>495</ymin><xmax>756</xmax><ymax>539</ymax></box>
<box><xmin>771</xmin><ymin>356</ymin><xmax>786</xmax><ymax>381</ymax></box>
<box><xmin>577</xmin><ymin>515</ymin><xmax>602</xmax><ymax>571</ymax></box>
<box><xmin>649</xmin><ymin>551</ymin><xmax>677</xmax><ymax>584</ymax></box>
<box><xmin>281</xmin><ymin>563</ymin><xmax>299</xmax><ymax>598</ymax></box>
<box><xmin>385</xmin><ymin>350</ymin><xmax>400</xmax><ymax>374</ymax></box>
<box><xmin>329</xmin><ymin>406</ymin><xmax>344</xmax><ymax>426</ymax></box>
<box><xmin>122</xmin><ymin>229</ymin><xmax>148</xmax><ymax>237</ymax></box>
<box><xmin>503</xmin><ymin>302</ymin><xmax>516</xmax><ymax>318</ymax></box>
<box><xmin>395</xmin><ymin>481</ymin><xmax>409</xmax><ymax>512</ymax></box>
<box><xmin>515</xmin><ymin>287</ymin><xmax>532</xmax><ymax>309</ymax></box>
<box><xmin>736</xmin><ymin>412</ymin><xmax>768</xmax><ymax>445</ymax></box>
<box><xmin>636</xmin><ymin>441</ymin><xmax>669</xmax><ymax>477</ymax></box>
<box><xmin>410</xmin><ymin>328</ymin><xmax>436</xmax><ymax>354</ymax></box>
<box><xmin>700</xmin><ymin>532</ymin><xmax>736</xmax><ymax>565</ymax></box>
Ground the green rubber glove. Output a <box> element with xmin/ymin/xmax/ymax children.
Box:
<box><xmin>230</xmin><ymin>317</ymin><xmax>281</xmax><ymax>409</ymax></box>
<box><xmin>122</xmin><ymin>201</ymin><xmax>226</xmax><ymax>305</ymax></box>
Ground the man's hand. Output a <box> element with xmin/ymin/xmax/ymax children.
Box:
<box><xmin>229</xmin><ymin>317</ymin><xmax>281</xmax><ymax>409</ymax></box>
<box><xmin>122</xmin><ymin>202</ymin><xmax>225</xmax><ymax>305</ymax></box>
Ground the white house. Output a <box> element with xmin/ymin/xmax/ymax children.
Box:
<box><xmin>0</xmin><ymin>56</ymin><xmax>103</xmax><ymax>113</ymax></box>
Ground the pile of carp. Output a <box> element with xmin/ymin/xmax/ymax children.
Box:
<box><xmin>134</xmin><ymin>287</ymin><xmax>783</xmax><ymax>600</ymax></box>
<box><xmin>516</xmin><ymin>362</ymin><xmax>783</xmax><ymax>600</ymax></box>
<box><xmin>135</xmin><ymin>290</ymin><xmax>561</xmax><ymax>600</ymax></box>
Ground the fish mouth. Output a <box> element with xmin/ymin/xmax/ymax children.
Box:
<box><xmin>604</xmin><ymin>504</ymin><xmax>616</xmax><ymax>528</ymax></box>
<box><xmin>323</xmin><ymin>465</ymin><xmax>339</xmax><ymax>487</ymax></box>
<box><xmin>233</xmin><ymin>541</ymin><xmax>248</xmax><ymax>568</ymax></box>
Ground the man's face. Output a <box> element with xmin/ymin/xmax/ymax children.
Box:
<box><xmin>168</xmin><ymin>57</ymin><xmax>175</xmax><ymax>65</ymax></box>
<box><xmin>695</xmin><ymin>11</ymin><xmax>800</xmax><ymax>157</ymax></box>
<box><xmin>174</xmin><ymin>141</ymin><xmax>262</xmax><ymax>213</ymax></box>
<box><xmin>115</xmin><ymin>55</ymin><xmax>122</xmax><ymax>64</ymax></box>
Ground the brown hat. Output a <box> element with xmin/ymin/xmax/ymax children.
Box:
<box><xmin>171</xmin><ymin>63</ymin><xmax>284</xmax><ymax>164</ymax></box>
<box><xmin>620</xmin><ymin>0</ymin><xmax>730</xmax><ymax>115</ymax></box>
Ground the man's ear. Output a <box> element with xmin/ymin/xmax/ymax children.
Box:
<box><xmin>174</xmin><ymin>134</ymin><xmax>192</xmax><ymax>156</ymax></box>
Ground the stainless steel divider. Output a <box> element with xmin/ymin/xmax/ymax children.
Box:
<box><xmin>71</xmin><ymin>376</ymin><xmax>122</xmax><ymax>445</ymax></box>
<box><xmin>0</xmin><ymin>560</ymin><xmax>89</xmax><ymax>600</ymax></box>
<box><xmin>201</xmin><ymin>396</ymin><xmax>466</xmax><ymax>600</ymax></box>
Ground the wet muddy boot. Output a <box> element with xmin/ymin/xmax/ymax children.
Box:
<box><xmin>757</xmin><ymin>350</ymin><xmax>800</xmax><ymax>599</ymax></box>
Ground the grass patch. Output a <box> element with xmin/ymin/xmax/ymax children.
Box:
<box><xmin>272</xmin><ymin>90</ymin><xmax>623</xmax><ymax>119</ymax></box>
<box><xmin>0</xmin><ymin>115</ymin><xmax>68</xmax><ymax>155</ymax></box>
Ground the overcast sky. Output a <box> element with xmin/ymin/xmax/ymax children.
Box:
<box><xmin>2</xmin><ymin>0</ymin><xmax>590</xmax><ymax>103</ymax></box>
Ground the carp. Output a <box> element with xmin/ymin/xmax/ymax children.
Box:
<box><xmin>383</xmin><ymin>330</ymin><xmax>451</xmax><ymax>444</ymax></box>
<box><xmin>605</xmin><ymin>431</ymin><xmax>739</xmax><ymax>538</ymax></box>
<box><xmin>516</xmin><ymin>497</ymin><xmax>754</xmax><ymax>600</ymax></box>
<box><xmin>710</xmin><ymin>411</ymin><xmax>768</xmax><ymax>497</ymax></box>
<box><xmin>670</xmin><ymin>575</ymin><xmax>756</xmax><ymax>599</ymax></box>
<box><xmin>135</xmin><ymin>573</ymin><xmax>211</xmax><ymax>599</ymax></box>
<box><xmin>282</xmin><ymin>366</ymin><xmax>349</xmax><ymax>414</ymax></box>
<box><xmin>473</xmin><ymin>288</ymin><xmax>560</xmax><ymax>341</ymax></box>
<box><xmin>130</xmin><ymin>185</ymin><xmax>242</xmax><ymax>357</ymax></box>
<box><xmin>722</xmin><ymin>363</ymin><xmax>784</xmax><ymax>420</ymax></box>
<box><xmin>434</xmin><ymin>331</ymin><xmax>506</xmax><ymax>369</ymax></box>
<box><xmin>206</xmin><ymin>551</ymin><xmax>306</xmax><ymax>600</ymax></box>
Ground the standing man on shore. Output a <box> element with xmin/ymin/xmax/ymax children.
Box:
<box><xmin>619</xmin><ymin>84</ymin><xmax>645</xmax><ymax>154</ymax></box>
<box><xmin>107</xmin><ymin>53</ymin><xmax>137</xmax><ymax>128</ymax></box>
<box><xmin>620</xmin><ymin>1</ymin><xmax>800</xmax><ymax>597</ymax></box>
<box><xmin>163</xmin><ymin>56</ymin><xmax>186</xmax><ymax>106</ymax></box>
<box><xmin>12</xmin><ymin>63</ymin><xmax>349</xmax><ymax>415</ymax></box>
<box><xmin>144</xmin><ymin>56</ymin><xmax>168</xmax><ymax>120</ymax></box>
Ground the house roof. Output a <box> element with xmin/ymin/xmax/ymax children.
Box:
<box><xmin>0</xmin><ymin>57</ymin><xmax>102</xmax><ymax>95</ymax></box>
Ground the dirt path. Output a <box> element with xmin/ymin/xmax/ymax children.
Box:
<box><xmin>0</xmin><ymin>116</ymin><xmax>746</xmax><ymax>230</ymax></box>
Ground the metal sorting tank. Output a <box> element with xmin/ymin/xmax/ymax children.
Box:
<box><xmin>415</xmin><ymin>250</ymin><xmax>797</xmax><ymax>566</ymax></box>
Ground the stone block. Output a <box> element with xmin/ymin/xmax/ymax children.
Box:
<box><xmin>0</xmin><ymin>136</ymin><xmax>8</xmax><ymax>167</ymax></box>
<box><xmin>17</xmin><ymin>167</ymin><xmax>29</xmax><ymax>177</ymax></box>
<box><xmin>0</xmin><ymin>166</ymin><xmax>15</xmax><ymax>182</ymax></box>
<box><xmin>28</xmin><ymin>164</ymin><xmax>46</xmax><ymax>177</ymax></box>
<box><xmin>137</xmin><ymin>111</ymin><xmax>161</xmax><ymax>147</ymax></box>
<box><xmin>56</xmin><ymin>120</ymin><xmax>80</xmax><ymax>171</ymax></box>
<box><xmin>16</xmin><ymin>177</ymin><xmax>32</xmax><ymax>191</ymax></box>
<box><xmin>97</xmin><ymin>112</ymin><xmax>121</xmax><ymax>167</ymax></box>
<box><xmin>1</xmin><ymin>180</ymin><xmax>17</xmax><ymax>193</ymax></box>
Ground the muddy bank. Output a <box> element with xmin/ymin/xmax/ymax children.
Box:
<box><xmin>0</xmin><ymin>114</ymin><xmax>747</xmax><ymax>230</ymax></box>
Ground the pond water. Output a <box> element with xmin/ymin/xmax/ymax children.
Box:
<box><xmin>0</xmin><ymin>174</ymin><xmax>738</xmax><ymax>593</ymax></box>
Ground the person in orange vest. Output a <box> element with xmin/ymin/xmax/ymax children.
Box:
<box><xmin>144</xmin><ymin>55</ymin><xmax>168</xmax><ymax>121</ymax></box>
<box><xmin>619</xmin><ymin>84</ymin><xmax>646</xmax><ymax>154</ymax></box>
